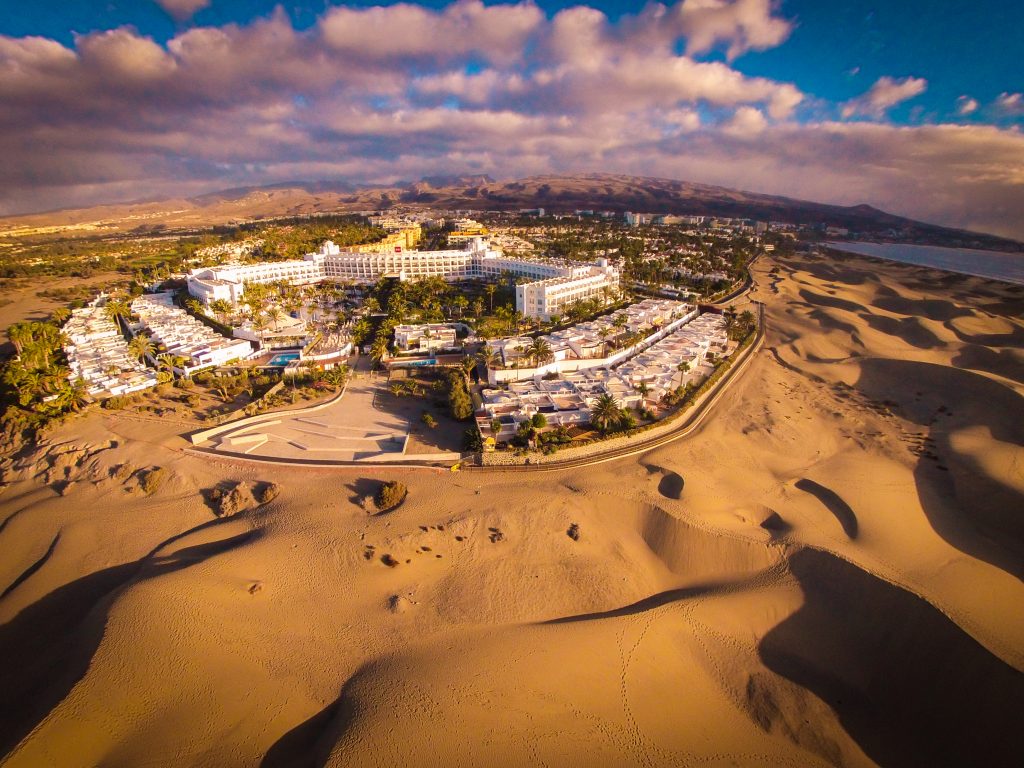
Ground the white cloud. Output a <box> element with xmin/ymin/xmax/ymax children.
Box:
<box><xmin>154</xmin><ymin>0</ymin><xmax>210</xmax><ymax>22</ymax></box>
<box><xmin>994</xmin><ymin>92</ymin><xmax>1023</xmax><ymax>115</ymax></box>
<box><xmin>956</xmin><ymin>95</ymin><xmax>979</xmax><ymax>115</ymax></box>
<box><xmin>723</xmin><ymin>106</ymin><xmax>767</xmax><ymax>136</ymax></box>
<box><xmin>674</xmin><ymin>0</ymin><xmax>793</xmax><ymax>59</ymax></box>
<box><xmin>841</xmin><ymin>76</ymin><xmax>927</xmax><ymax>118</ymax></box>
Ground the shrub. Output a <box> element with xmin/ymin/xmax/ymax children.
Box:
<box><xmin>256</xmin><ymin>482</ymin><xmax>280</xmax><ymax>505</ymax></box>
<box><xmin>218</xmin><ymin>485</ymin><xmax>245</xmax><ymax>516</ymax></box>
<box><xmin>531</xmin><ymin>412</ymin><xmax>547</xmax><ymax>429</ymax></box>
<box><xmin>447</xmin><ymin>371</ymin><xmax>474</xmax><ymax>421</ymax></box>
<box><xmin>463</xmin><ymin>428</ymin><xmax>483</xmax><ymax>451</ymax></box>
<box><xmin>139</xmin><ymin>467</ymin><xmax>166</xmax><ymax>495</ymax></box>
<box><xmin>421</xmin><ymin>411</ymin><xmax>437</xmax><ymax>428</ymax></box>
<box><xmin>375</xmin><ymin>480</ymin><xmax>407</xmax><ymax>512</ymax></box>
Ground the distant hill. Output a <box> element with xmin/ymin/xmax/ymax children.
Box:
<box><xmin>1</xmin><ymin>172</ymin><xmax>1020</xmax><ymax>252</ymax></box>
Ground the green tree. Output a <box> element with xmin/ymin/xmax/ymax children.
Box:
<box><xmin>589</xmin><ymin>392</ymin><xmax>621</xmax><ymax>433</ymax></box>
<box><xmin>527</xmin><ymin>337</ymin><xmax>553</xmax><ymax>367</ymax></box>
<box><xmin>676</xmin><ymin>360</ymin><xmax>690</xmax><ymax>389</ymax></box>
<box><xmin>128</xmin><ymin>334</ymin><xmax>154</xmax><ymax>363</ymax></box>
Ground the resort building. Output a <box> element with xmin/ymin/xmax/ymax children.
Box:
<box><xmin>516</xmin><ymin>258</ymin><xmax>619</xmax><ymax>321</ymax></box>
<box><xmin>62</xmin><ymin>303</ymin><xmax>157</xmax><ymax>397</ymax></box>
<box><xmin>393</xmin><ymin>323</ymin><xmax>459</xmax><ymax>354</ymax></box>
<box><xmin>131</xmin><ymin>293</ymin><xmax>254</xmax><ymax>373</ymax></box>
<box><xmin>186</xmin><ymin>238</ymin><xmax>620</xmax><ymax>320</ymax></box>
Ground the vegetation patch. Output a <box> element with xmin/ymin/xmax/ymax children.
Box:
<box><xmin>374</xmin><ymin>480</ymin><xmax>408</xmax><ymax>513</ymax></box>
<box><xmin>139</xmin><ymin>466</ymin><xmax>167</xmax><ymax>496</ymax></box>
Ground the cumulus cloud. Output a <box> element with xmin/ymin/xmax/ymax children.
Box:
<box><xmin>0</xmin><ymin>2</ymin><xmax>1021</xmax><ymax>240</ymax></box>
<box><xmin>841</xmin><ymin>75</ymin><xmax>927</xmax><ymax>118</ymax></box>
<box><xmin>957</xmin><ymin>95</ymin><xmax>979</xmax><ymax>115</ymax></box>
<box><xmin>674</xmin><ymin>0</ymin><xmax>793</xmax><ymax>59</ymax></box>
<box><xmin>155</xmin><ymin>0</ymin><xmax>211</xmax><ymax>22</ymax></box>
<box><xmin>319</xmin><ymin>0</ymin><xmax>543</xmax><ymax>66</ymax></box>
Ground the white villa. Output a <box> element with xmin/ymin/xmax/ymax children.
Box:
<box><xmin>131</xmin><ymin>293</ymin><xmax>254</xmax><ymax>373</ymax></box>
<box><xmin>63</xmin><ymin>304</ymin><xmax>157</xmax><ymax>397</ymax></box>
<box><xmin>477</xmin><ymin>311</ymin><xmax>728</xmax><ymax>441</ymax></box>
<box><xmin>393</xmin><ymin>323</ymin><xmax>459</xmax><ymax>353</ymax></box>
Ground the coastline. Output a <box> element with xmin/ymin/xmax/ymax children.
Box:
<box><xmin>825</xmin><ymin>240</ymin><xmax>1024</xmax><ymax>286</ymax></box>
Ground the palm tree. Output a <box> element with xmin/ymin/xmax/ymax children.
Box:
<box><xmin>476</xmin><ymin>345</ymin><xmax>498</xmax><ymax>370</ymax></box>
<box><xmin>7</xmin><ymin>322</ymin><xmax>32</xmax><ymax>355</ymax></box>
<box><xmin>527</xmin><ymin>337</ymin><xmax>553</xmax><ymax>367</ymax></box>
<box><xmin>589</xmin><ymin>393</ymin><xmax>621</xmax><ymax>433</ymax></box>
<box><xmin>52</xmin><ymin>377</ymin><xmax>89</xmax><ymax>412</ymax></box>
<box><xmin>185</xmin><ymin>298</ymin><xmax>204</xmax><ymax>315</ymax></box>
<box><xmin>209</xmin><ymin>299</ymin><xmax>232</xmax><ymax>324</ymax></box>
<box><xmin>370</xmin><ymin>337</ymin><xmax>389</xmax><ymax>367</ymax></box>
<box><xmin>104</xmin><ymin>299</ymin><xmax>131</xmax><ymax>327</ymax></box>
<box><xmin>128</xmin><ymin>334</ymin><xmax>154</xmax><ymax>363</ymax></box>
<box><xmin>676</xmin><ymin>360</ymin><xmax>690</xmax><ymax>389</ymax></box>
<box><xmin>266</xmin><ymin>306</ymin><xmax>282</xmax><ymax>331</ymax></box>
<box><xmin>635</xmin><ymin>381</ymin><xmax>650</xmax><ymax>405</ymax></box>
<box><xmin>50</xmin><ymin>307</ymin><xmax>71</xmax><ymax>326</ymax></box>
<box><xmin>485</xmin><ymin>284</ymin><xmax>496</xmax><ymax>312</ymax></box>
<box><xmin>156</xmin><ymin>353</ymin><xmax>188</xmax><ymax>378</ymax></box>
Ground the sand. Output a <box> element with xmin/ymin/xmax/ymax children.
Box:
<box><xmin>1</xmin><ymin>249</ymin><xmax>1023</xmax><ymax>767</ymax></box>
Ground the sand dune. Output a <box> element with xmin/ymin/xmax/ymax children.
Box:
<box><xmin>2</xmin><ymin>248</ymin><xmax>1023</xmax><ymax>766</ymax></box>
<box><xmin>760</xmin><ymin>548</ymin><xmax>1024</xmax><ymax>767</ymax></box>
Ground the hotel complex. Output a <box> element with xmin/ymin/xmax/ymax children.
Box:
<box><xmin>187</xmin><ymin>237</ymin><xmax>619</xmax><ymax>320</ymax></box>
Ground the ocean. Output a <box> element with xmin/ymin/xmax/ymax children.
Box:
<box><xmin>825</xmin><ymin>241</ymin><xmax>1024</xmax><ymax>286</ymax></box>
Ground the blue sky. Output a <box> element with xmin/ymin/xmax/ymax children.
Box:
<box><xmin>0</xmin><ymin>1</ymin><xmax>1021</xmax><ymax>237</ymax></box>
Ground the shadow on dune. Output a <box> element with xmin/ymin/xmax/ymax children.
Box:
<box><xmin>759</xmin><ymin>548</ymin><xmax>1024</xmax><ymax>767</ymax></box>
<box><xmin>0</xmin><ymin>517</ymin><xmax>258</xmax><ymax>758</ymax></box>
<box><xmin>542</xmin><ymin>582</ymin><xmax>728</xmax><ymax>624</ymax></box>
<box><xmin>641</xmin><ymin>463</ymin><xmax>684</xmax><ymax>500</ymax></box>
<box><xmin>1</xmin><ymin>532</ymin><xmax>61</xmax><ymax>600</ymax></box>
<box><xmin>861</xmin><ymin>314</ymin><xmax>942</xmax><ymax>349</ymax></box>
<box><xmin>260</xmin><ymin>666</ymin><xmax>370</xmax><ymax>768</ymax></box>
<box><xmin>943</xmin><ymin>319</ymin><xmax>1024</xmax><ymax>349</ymax></box>
<box><xmin>798</xmin><ymin>288</ymin><xmax>863</xmax><ymax>313</ymax></box>
<box><xmin>855</xmin><ymin>358</ymin><xmax>1024</xmax><ymax>580</ymax></box>
<box><xmin>871</xmin><ymin>295</ymin><xmax>972</xmax><ymax>322</ymax></box>
<box><xmin>951</xmin><ymin>344</ymin><xmax>1024</xmax><ymax>384</ymax></box>
<box><xmin>794</xmin><ymin>479</ymin><xmax>858</xmax><ymax>539</ymax></box>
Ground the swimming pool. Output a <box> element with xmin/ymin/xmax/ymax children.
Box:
<box><xmin>267</xmin><ymin>352</ymin><xmax>300</xmax><ymax>367</ymax></box>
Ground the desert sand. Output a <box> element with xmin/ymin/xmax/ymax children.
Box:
<box><xmin>1</xmin><ymin>249</ymin><xmax>1022</xmax><ymax>767</ymax></box>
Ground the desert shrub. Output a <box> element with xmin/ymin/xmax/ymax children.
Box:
<box><xmin>102</xmin><ymin>395</ymin><xmax>133</xmax><ymax>410</ymax></box>
<box><xmin>218</xmin><ymin>485</ymin><xmax>245</xmax><ymax>516</ymax></box>
<box><xmin>375</xmin><ymin>480</ymin><xmax>407</xmax><ymax>512</ymax></box>
<box><xmin>256</xmin><ymin>482</ymin><xmax>280</xmax><ymax>505</ymax></box>
<box><xmin>421</xmin><ymin>411</ymin><xmax>437</xmax><ymax>428</ymax></box>
<box><xmin>140</xmin><ymin>467</ymin><xmax>167</xmax><ymax>495</ymax></box>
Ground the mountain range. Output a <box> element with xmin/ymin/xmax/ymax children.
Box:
<box><xmin>1</xmin><ymin>173</ymin><xmax>1020</xmax><ymax>252</ymax></box>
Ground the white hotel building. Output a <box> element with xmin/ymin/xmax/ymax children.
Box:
<box><xmin>187</xmin><ymin>238</ymin><xmax>618</xmax><ymax>320</ymax></box>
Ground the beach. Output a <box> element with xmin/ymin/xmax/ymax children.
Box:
<box><xmin>1</xmin><ymin>247</ymin><xmax>1022</xmax><ymax>767</ymax></box>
